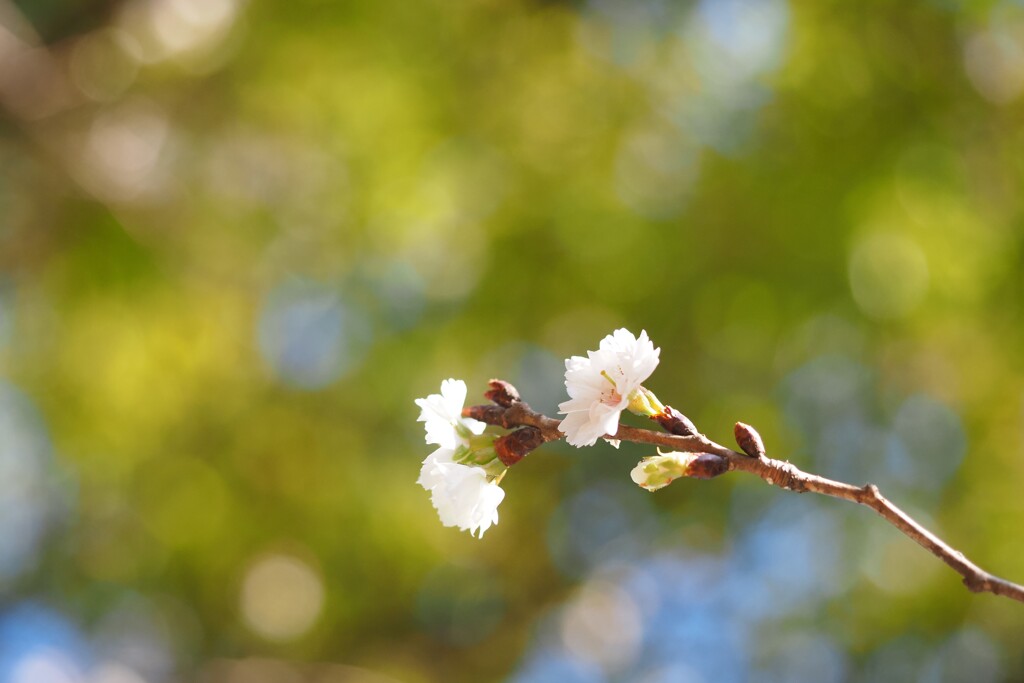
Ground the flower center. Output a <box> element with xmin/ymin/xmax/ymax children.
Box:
<box><xmin>600</xmin><ymin>370</ymin><xmax>623</xmax><ymax>406</ymax></box>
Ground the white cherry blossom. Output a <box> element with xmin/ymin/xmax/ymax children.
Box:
<box><xmin>558</xmin><ymin>329</ymin><xmax>661</xmax><ymax>447</ymax></box>
<box><xmin>415</xmin><ymin>379</ymin><xmax>504</xmax><ymax>537</ymax></box>
<box><xmin>418</xmin><ymin>448</ymin><xmax>505</xmax><ymax>537</ymax></box>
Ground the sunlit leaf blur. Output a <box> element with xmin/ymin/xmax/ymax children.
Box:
<box><xmin>2</xmin><ymin>0</ymin><xmax>1024</xmax><ymax>680</ymax></box>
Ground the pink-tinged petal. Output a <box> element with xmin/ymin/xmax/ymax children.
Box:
<box><xmin>558</xmin><ymin>328</ymin><xmax>661</xmax><ymax>448</ymax></box>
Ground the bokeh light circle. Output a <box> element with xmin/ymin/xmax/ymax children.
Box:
<box><xmin>240</xmin><ymin>553</ymin><xmax>325</xmax><ymax>643</ymax></box>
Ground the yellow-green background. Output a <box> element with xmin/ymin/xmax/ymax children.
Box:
<box><xmin>2</xmin><ymin>0</ymin><xmax>1023</xmax><ymax>681</ymax></box>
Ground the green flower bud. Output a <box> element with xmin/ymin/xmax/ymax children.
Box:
<box><xmin>626</xmin><ymin>386</ymin><xmax>666</xmax><ymax>418</ymax></box>
<box><xmin>630</xmin><ymin>451</ymin><xmax>697</xmax><ymax>491</ymax></box>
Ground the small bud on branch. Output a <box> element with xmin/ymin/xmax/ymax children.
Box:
<box><xmin>652</xmin><ymin>405</ymin><xmax>699</xmax><ymax>437</ymax></box>
<box><xmin>688</xmin><ymin>452</ymin><xmax>730</xmax><ymax>479</ymax></box>
<box><xmin>494</xmin><ymin>427</ymin><xmax>545</xmax><ymax>466</ymax></box>
<box><xmin>734</xmin><ymin>422</ymin><xmax>766</xmax><ymax>459</ymax></box>
<box><xmin>485</xmin><ymin>379</ymin><xmax>521</xmax><ymax>407</ymax></box>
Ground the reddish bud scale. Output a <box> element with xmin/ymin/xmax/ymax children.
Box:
<box><xmin>652</xmin><ymin>405</ymin><xmax>698</xmax><ymax>437</ymax></box>
<box><xmin>495</xmin><ymin>427</ymin><xmax>544</xmax><ymax>467</ymax></box>
<box><xmin>485</xmin><ymin>379</ymin><xmax>521</xmax><ymax>407</ymax></box>
<box><xmin>687</xmin><ymin>453</ymin><xmax>729</xmax><ymax>479</ymax></box>
<box><xmin>734</xmin><ymin>422</ymin><xmax>766</xmax><ymax>459</ymax></box>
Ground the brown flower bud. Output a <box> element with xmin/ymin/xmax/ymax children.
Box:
<box><xmin>463</xmin><ymin>404</ymin><xmax>506</xmax><ymax>426</ymax></box>
<box><xmin>651</xmin><ymin>405</ymin><xmax>698</xmax><ymax>437</ymax></box>
<box><xmin>485</xmin><ymin>379</ymin><xmax>521</xmax><ymax>407</ymax></box>
<box><xmin>494</xmin><ymin>427</ymin><xmax>544</xmax><ymax>466</ymax></box>
<box><xmin>687</xmin><ymin>453</ymin><xmax>730</xmax><ymax>479</ymax></box>
<box><xmin>734</xmin><ymin>422</ymin><xmax>766</xmax><ymax>459</ymax></box>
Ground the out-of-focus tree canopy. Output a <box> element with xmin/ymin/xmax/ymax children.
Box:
<box><xmin>1</xmin><ymin>0</ymin><xmax>1023</xmax><ymax>681</ymax></box>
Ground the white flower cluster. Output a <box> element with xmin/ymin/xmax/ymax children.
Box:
<box><xmin>415</xmin><ymin>329</ymin><xmax>670</xmax><ymax>537</ymax></box>
<box><xmin>415</xmin><ymin>379</ymin><xmax>505</xmax><ymax>538</ymax></box>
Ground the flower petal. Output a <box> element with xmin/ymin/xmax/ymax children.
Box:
<box><xmin>415</xmin><ymin>378</ymin><xmax>485</xmax><ymax>447</ymax></box>
<box><xmin>558</xmin><ymin>328</ymin><xmax>661</xmax><ymax>448</ymax></box>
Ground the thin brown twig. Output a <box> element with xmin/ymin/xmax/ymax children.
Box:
<box><xmin>465</xmin><ymin>381</ymin><xmax>1024</xmax><ymax>604</ymax></box>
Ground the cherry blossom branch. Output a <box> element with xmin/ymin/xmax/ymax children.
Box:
<box><xmin>466</xmin><ymin>379</ymin><xmax>1024</xmax><ymax>604</ymax></box>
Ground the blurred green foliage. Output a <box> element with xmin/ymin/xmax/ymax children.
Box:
<box><xmin>1</xmin><ymin>0</ymin><xmax>1024</xmax><ymax>681</ymax></box>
